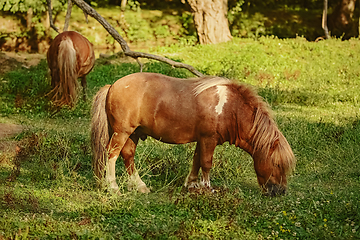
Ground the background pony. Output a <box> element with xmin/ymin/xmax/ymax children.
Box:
<box><xmin>47</xmin><ymin>31</ymin><xmax>95</xmax><ymax>108</ymax></box>
<box><xmin>91</xmin><ymin>72</ymin><xmax>296</xmax><ymax>196</ymax></box>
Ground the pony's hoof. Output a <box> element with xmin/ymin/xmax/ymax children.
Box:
<box><xmin>262</xmin><ymin>184</ymin><xmax>286</xmax><ymax>197</ymax></box>
<box><xmin>187</xmin><ymin>182</ymin><xmax>215</xmax><ymax>194</ymax></box>
<box><xmin>138</xmin><ymin>185</ymin><xmax>150</xmax><ymax>193</ymax></box>
<box><xmin>186</xmin><ymin>181</ymin><xmax>200</xmax><ymax>191</ymax></box>
<box><xmin>187</xmin><ymin>185</ymin><xmax>215</xmax><ymax>194</ymax></box>
<box><xmin>187</xmin><ymin>186</ymin><xmax>199</xmax><ymax>193</ymax></box>
<box><xmin>202</xmin><ymin>186</ymin><xmax>215</xmax><ymax>194</ymax></box>
<box><xmin>113</xmin><ymin>190</ymin><xmax>122</xmax><ymax>196</ymax></box>
<box><xmin>108</xmin><ymin>188</ymin><xmax>122</xmax><ymax>195</ymax></box>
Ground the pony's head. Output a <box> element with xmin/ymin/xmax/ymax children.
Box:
<box><xmin>250</xmin><ymin>106</ymin><xmax>295</xmax><ymax>196</ymax></box>
<box><xmin>252</xmin><ymin>135</ymin><xmax>295</xmax><ymax>196</ymax></box>
<box><xmin>234</xmin><ymin>84</ymin><xmax>295</xmax><ymax>196</ymax></box>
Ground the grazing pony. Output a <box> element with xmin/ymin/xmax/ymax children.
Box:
<box><xmin>91</xmin><ymin>72</ymin><xmax>295</xmax><ymax>196</ymax></box>
<box><xmin>47</xmin><ymin>31</ymin><xmax>95</xmax><ymax>108</ymax></box>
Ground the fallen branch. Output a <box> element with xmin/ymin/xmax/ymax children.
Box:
<box><xmin>71</xmin><ymin>0</ymin><xmax>204</xmax><ymax>77</ymax></box>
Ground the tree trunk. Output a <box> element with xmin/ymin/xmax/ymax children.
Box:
<box><xmin>26</xmin><ymin>8</ymin><xmax>33</xmax><ymax>30</ymax></box>
<box><xmin>26</xmin><ymin>8</ymin><xmax>39</xmax><ymax>52</ymax></box>
<box><xmin>120</xmin><ymin>0</ymin><xmax>127</xmax><ymax>26</ymax></box>
<box><xmin>64</xmin><ymin>0</ymin><xmax>73</xmax><ymax>31</ymax></box>
<box><xmin>121</xmin><ymin>0</ymin><xmax>127</xmax><ymax>12</ymax></box>
<box><xmin>187</xmin><ymin>0</ymin><xmax>232</xmax><ymax>44</ymax></box>
<box><xmin>328</xmin><ymin>0</ymin><xmax>357</xmax><ymax>38</ymax></box>
<box><xmin>322</xmin><ymin>0</ymin><xmax>330</xmax><ymax>39</ymax></box>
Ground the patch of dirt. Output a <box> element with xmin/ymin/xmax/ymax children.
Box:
<box><xmin>0</xmin><ymin>123</ymin><xmax>24</xmax><ymax>165</ymax></box>
<box><xmin>0</xmin><ymin>52</ymin><xmax>35</xmax><ymax>165</ymax></box>
<box><xmin>0</xmin><ymin>51</ymin><xmax>45</xmax><ymax>75</ymax></box>
<box><xmin>0</xmin><ymin>52</ymin><xmax>41</xmax><ymax>163</ymax></box>
<box><xmin>0</xmin><ymin>123</ymin><xmax>23</xmax><ymax>139</ymax></box>
<box><xmin>0</xmin><ymin>52</ymin><xmax>21</xmax><ymax>75</ymax></box>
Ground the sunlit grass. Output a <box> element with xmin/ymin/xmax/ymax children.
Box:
<box><xmin>1</xmin><ymin>37</ymin><xmax>359</xmax><ymax>239</ymax></box>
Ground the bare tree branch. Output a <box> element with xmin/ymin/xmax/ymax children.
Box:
<box><xmin>84</xmin><ymin>12</ymin><xmax>89</xmax><ymax>23</ymax></box>
<box><xmin>136</xmin><ymin>58</ymin><xmax>144</xmax><ymax>72</ymax></box>
<box><xmin>71</xmin><ymin>0</ymin><xmax>204</xmax><ymax>77</ymax></box>
<box><xmin>47</xmin><ymin>0</ymin><xmax>59</xmax><ymax>33</ymax></box>
<box><xmin>63</xmin><ymin>0</ymin><xmax>73</xmax><ymax>31</ymax></box>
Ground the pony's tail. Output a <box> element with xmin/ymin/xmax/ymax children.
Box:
<box><xmin>91</xmin><ymin>85</ymin><xmax>112</xmax><ymax>182</ymax></box>
<box><xmin>53</xmin><ymin>37</ymin><xmax>79</xmax><ymax>107</ymax></box>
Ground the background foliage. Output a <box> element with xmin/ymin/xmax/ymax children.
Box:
<box><xmin>1</xmin><ymin>0</ymin><xmax>359</xmax><ymax>52</ymax></box>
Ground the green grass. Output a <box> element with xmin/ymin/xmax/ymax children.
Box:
<box><xmin>1</xmin><ymin>37</ymin><xmax>360</xmax><ymax>239</ymax></box>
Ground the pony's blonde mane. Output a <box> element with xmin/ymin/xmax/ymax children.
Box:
<box><xmin>237</xmin><ymin>84</ymin><xmax>296</xmax><ymax>174</ymax></box>
<box><xmin>193</xmin><ymin>76</ymin><xmax>231</xmax><ymax>96</ymax></box>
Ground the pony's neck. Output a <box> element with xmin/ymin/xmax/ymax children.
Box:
<box><xmin>234</xmin><ymin>134</ymin><xmax>256</xmax><ymax>157</ymax></box>
<box><xmin>233</xmin><ymin>112</ymin><xmax>276</xmax><ymax>161</ymax></box>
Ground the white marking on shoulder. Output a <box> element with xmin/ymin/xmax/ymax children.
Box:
<box><xmin>124</xmin><ymin>85</ymin><xmax>130</xmax><ymax>89</ymax></box>
<box><xmin>215</xmin><ymin>85</ymin><xmax>227</xmax><ymax>115</ymax></box>
<box><xmin>193</xmin><ymin>77</ymin><xmax>231</xmax><ymax>96</ymax></box>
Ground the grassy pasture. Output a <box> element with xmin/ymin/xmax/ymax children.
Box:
<box><xmin>0</xmin><ymin>37</ymin><xmax>360</xmax><ymax>239</ymax></box>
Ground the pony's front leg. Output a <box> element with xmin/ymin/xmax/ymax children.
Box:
<box><xmin>198</xmin><ymin>138</ymin><xmax>217</xmax><ymax>190</ymax></box>
<box><xmin>121</xmin><ymin>136</ymin><xmax>150</xmax><ymax>193</ymax></box>
<box><xmin>184</xmin><ymin>143</ymin><xmax>201</xmax><ymax>189</ymax></box>
<box><xmin>185</xmin><ymin>139</ymin><xmax>217</xmax><ymax>191</ymax></box>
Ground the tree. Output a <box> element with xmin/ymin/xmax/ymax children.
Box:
<box><xmin>186</xmin><ymin>0</ymin><xmax>232</xmax><ymax>44</ymax></box>
<box><xmin>328</xmin><ymin>0</ymin><xmax>357</xmax><ymax>39</ymax></box>
<box><xmin>0</xmin><ymin>0</ymin><xmax>67</xmax><ymax>51</ymax></box>
<box><xmin>322</xmin><ymin>0</ymin><xmax>330</xmax><ymax>39</ymax></box>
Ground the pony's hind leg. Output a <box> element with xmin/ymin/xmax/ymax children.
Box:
<box><xmin>106</xmin><ymin>132</ymin><xmax>130</xmax><ymax>192</ymax></box>
<box><xmin>121</xmin><ymin>134</ymin><xmax>150</xmax><ymax>193</ymax></box>
<box><xmin>81</xmin><ymin>76</ymin><xmax>87</xmax><ymax>102</ymax></box>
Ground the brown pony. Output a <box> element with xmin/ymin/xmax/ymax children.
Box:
<box><xmin>91</xmin><ymin>72</ymin><xmax>295</xmax><ymax>196</ymax></box>
<box><xmin>47</xmin><ymin>31</ymin><xmax>95</xmax><ymax>108</ymax></box>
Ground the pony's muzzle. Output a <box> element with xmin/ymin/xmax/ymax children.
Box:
<box><xmin>263</xmin><ymin>184</ymin><xmax>286</xmax><ymax>197</ymax></box>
